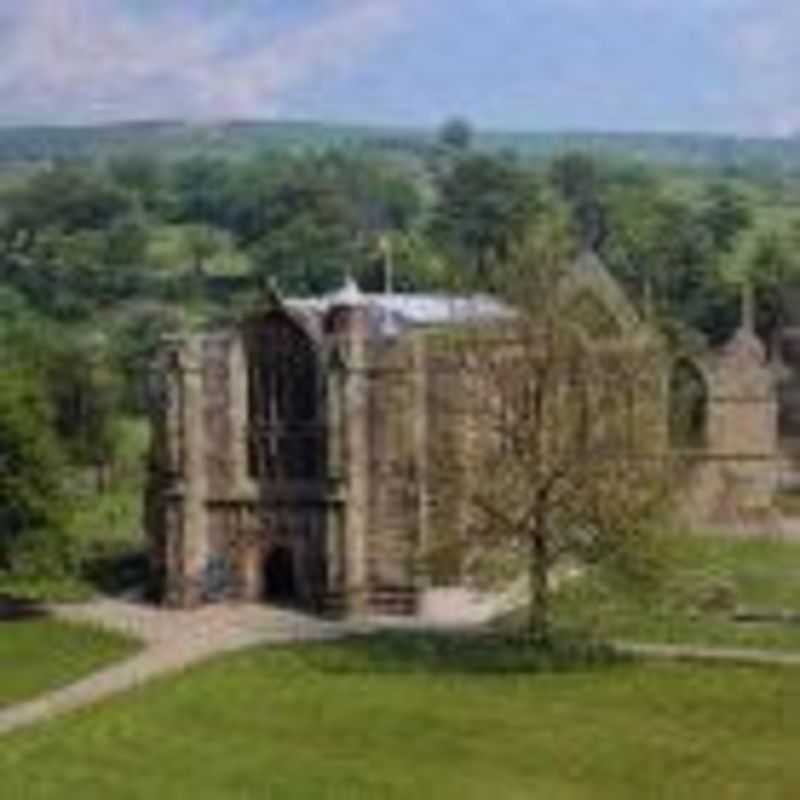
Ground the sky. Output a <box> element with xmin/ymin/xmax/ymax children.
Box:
<box><xmin>0</xmin><ymin>0</ymin><xmax>798</xmax><ymax>136</ymax></box>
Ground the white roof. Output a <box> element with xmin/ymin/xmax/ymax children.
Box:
<box><xmin>288</xmin><ymin>288</ymin><xmax>510</xmax><ymax>337</ymax></box>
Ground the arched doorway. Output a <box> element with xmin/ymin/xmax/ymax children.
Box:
<box><xmin>262</xmin><ymin>546</ymin><xmax>297</xmax><ymax>604</ymax></box>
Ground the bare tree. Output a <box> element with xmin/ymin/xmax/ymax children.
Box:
<box><xmin>426</xmin><ymin>218</ymin><xmax>675</xmax><ymax>640</ymax></box>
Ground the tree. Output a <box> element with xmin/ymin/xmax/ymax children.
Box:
<box><xmin>183</xmin><ymin>224</ymin><xmax>226</xmax><ymax>278</ymax></box>
<box><xmin>601</xmin><ymin>185</ymin><xmax>737</xmax><ymax>346</ymax></box>
<box><xmin>439</xmin><ymin>117</ymin><xmax>474</xmax><ymax>151</ymax></box>
<box><xmin>548</xmin><ymin>152</ymin><xmax>609</xmax><ymax>249</ymax></box>
<box><xmin>172</xmin><ymin>156</ymin><xmax>231</xmax><ymax>227</ymax></box>
<box><xmin>426</xmin><ymin>217</ymin><xmax>674</xmax><ymax>640</ymax></box>
<box><xmin>250</xmin><ymin>212</ymin><xmax>357</xmax><ymax>295</ymax></box>
<box><xmin>431</xmin><ymin>153</ymin><xmax>541</xmax><ymax>283</ymax></box>
<box><xmin>246</xmin><ymin>158</ymin><xmax>361</xmax><ymax>294</ymax></box>
<box><xmin>4</xmin><ymin>163</ymin><xmax>133</xmax><ymax>237</ymax></box>
<box><xmin>107</xmin><ymin>152</ymin><xmax>171</xmax><ymax>214</ymax></box>
<box><xmin>0</xmin><ymin>360</ymin><xmax>70</xmax><ymax>578</ymax></box>
<box><xmin>723</xmin><ymin>217</ymin><xmax>800</xmax><ymax>354</ymax></box>
<box><xmin>46</xmin><ymin>332</ymin><xmax>122</xmax><ymax>491</ymax></box>
<box><xmin>700</xmin><ymin>182</ymin><xmax>753</xmax><ymax>254</ymax></box>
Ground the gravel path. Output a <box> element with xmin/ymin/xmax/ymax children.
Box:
<box><xmin>616</xmin><ymin>641</ymin><xmax>800</xmax><ymax>667</ymax></box>
<box><xmin>0</xmin><ymin>599</ymin><xmax>346</xmax><ymax>737</ymax></box>
<box><xmin>4</xmin><ymin>597</ymin><xmax>800</xmax><ymax>738</ymax></box>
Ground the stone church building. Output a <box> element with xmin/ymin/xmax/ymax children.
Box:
<box><xmin>146</xmin><ymin>254</ymin><xmax>779</xmax><ymax>617</ymax></box>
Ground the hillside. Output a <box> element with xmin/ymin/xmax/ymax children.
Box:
<box><xmin>2</xmin><ymin>120</ymin><xmax>800</xmax><ymax>176</ymax></box>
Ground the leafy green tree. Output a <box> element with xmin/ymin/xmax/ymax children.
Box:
<box><xmin>438</xmin><ymin>117</ymin><xmax>474</xmax><ymax>151</ymax></box>
<box><xmin>426</xmin><ymin>215</ymin><xmax>672</xmax><ymax>640</ymax></box>
<box><xmin>107</xmin><ymin>152</ymin><xmax>171</xmax><ymax>214</ymax></box>
<box><xmin>241</xmin><ymin>156</ymin><xmax>363</xmax><ymax>294</ymax></box>
<box><xmin>4</xmin><ymin>164</ymin><xmax>132</xmax><ymax>237</ymax></box>
<box><xmin>0</xmin><ymin>163</ymin><xmax>150</xmax><ymax>318</ymax></box>
<box><xmin>431</xmin><ymin>153</ymin><xmax>541</xmax><ymax>284</ymax></box>
<box><xmin>356</xmin><ymin>231</ymin><xmax>448</xmax><ymax>292</ymax></box>
<box><xmin>220</xmin><ymin>155</ymin><xmax>285</xmax><ymax>246</ymax></box>
<box><xmin>0</xmin><ymin>361</ymin><xmax>71</xmax><ymax>579</ymax></box>
<box><xmin>548</xmin><ymin>152</ymin><xmax>609</xmax><ymax>249</ymax></box>
<box><xmin>250</xmin><ymin>212</ymin><xmax>357</xmax><ymax>295</ymax></box>
<box><xmin>108</xmin><ymin>302</ymin><xmax>185</xmax><ymax>414</ymax></box>
<box><xmin>172</xmin><ymin>156</ymin><xmax>231</xmax><ymax>227</ymax></box>
<box><xmin>724</xmin><ymin>218</ymin><xmax>800</xmax><ymax>352</ymax></box>
<box><xmin>323</xmin><ymin>153</ymin><xmax>423</xmax><ymax>236</ymax></box>
<box><xmin>183</xmin><ymin>224</ymin><xmax>229</xmax><ymax>277</ymax></box>
<box><xmin>700</xmin><ymin>182</ymin><xmax>753</xmax><ymax>254</ymax></box>
<box><xmin>46</xmin><ymin>333</ymin><xmax>122</xmax><ymax>489</ymax></box>
<box><xmin>103</xmin><ymin>212</ymin><xmax>150</xmax><ymax>268</ymax></box>
<box><xmin>602</xmin><ymin>183</ymin><xmax>737</xmax><ymax>345</ymax></box>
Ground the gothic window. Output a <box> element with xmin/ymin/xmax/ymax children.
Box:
<box><xmin>669</xmin><ymin>359</ymin><xmax>709</xmax><ymax>449</ymax></box>
<box><xmin>247</xmin><ymin>314</ymin><xmax>325</xmax><ymax>482</ymax></box>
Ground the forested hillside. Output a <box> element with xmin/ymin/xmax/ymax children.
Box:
<box><xmin>3</xmin><ymin>120</ymin><xmax>800</xmax><ymax>177</ymax></box>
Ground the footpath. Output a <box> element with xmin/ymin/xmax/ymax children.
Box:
<box><xmin>2</xmin><ymin>598</ymin><xmax>800</xmax><ymax>737</ymax></box>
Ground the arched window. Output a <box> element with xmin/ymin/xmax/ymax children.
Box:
<box><xmin>669</xmin><ymin>359</ymin><xmax>709</xmax><ymax>449</ymax></box>
<box><xmin>247</xmin><ymin>313</ymin><xmax>325</xmax><ymax>482</ymax></box>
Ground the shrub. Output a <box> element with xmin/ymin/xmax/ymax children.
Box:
<box><xmin>0</xmin><ymin>365</ymin><xmax>72</xmax><ymax>581</ymax></box>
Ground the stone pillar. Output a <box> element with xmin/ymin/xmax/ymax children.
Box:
<box><xmin>325</xmin><ymin>361</ymin><xmax>346</xmax><ymax>606</ymax></box>
<box><xmin>229</xmin><ymin>333</ymin><xmax>255</xmax><ymax>497</ymax></box>
<box><xmin>170</xmin><ymin>337</ymin><xmax>209</xmax><ymax>607</ymax></box>
<box><xmin>241</xmin><ymin>535</ymin><xmax>263</xmax><ymax>602</ymax></box>
<box><xmin>706</xmin><ymin>327</ymin><xmax>778</xmax><ymax>518</ymax></box>
<box><xmin>160</xmin><ymin>343</ymin><xmax>185</xmax><ymax>605</ymax></box>
<box><xmin>339</xmin><ymin>305</ymin><xmax>370</xmax><ymax>616</ymax></box>
<box><xmin>412</xmin><ymin>334</ymin><xmax>431</xmax><ymax>592</ymax></box>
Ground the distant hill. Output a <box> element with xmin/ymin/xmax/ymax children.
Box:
<box><xmin>2</xmin><ymin>119</ymin><xmax>800</xmax><ymax>176</ymax></box>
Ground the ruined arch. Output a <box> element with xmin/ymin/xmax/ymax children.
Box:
<box><xmin>669</xmin><ymin>357</ymin><xmax>709</xmax><ymax>449</ymax></box>
<box><xmin>245</xmin><ymin>310</ymin><xmax>326</xmax><ymax>482</ymax></box>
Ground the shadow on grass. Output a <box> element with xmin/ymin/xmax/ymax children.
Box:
<box><xmin>0</xmin><ymin>594</ymin><xmax>48</xmax><ymax>622</ymax></box>
<box><xmin>299</xmin><ymin>630</ymin><xmax>632</xmax><ymax>676</ymax></box>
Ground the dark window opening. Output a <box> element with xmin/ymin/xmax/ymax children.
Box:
<box><xmin>669</xmin><ymin>359</ymin><xmax>708</xmax><ymax>449</ymax></box>
<box><xmin>247</xmin><ymin>313</ymin><xmax>326</xmax><ymax>482</ymax></box>
<box><xmin>262</xmin><ymin>546</ymin><xmax>296</xmax><ymax>604</ymax></box>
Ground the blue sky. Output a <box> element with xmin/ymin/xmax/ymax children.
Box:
<box><xmin>0</xmin><ymin>0</ymin><xmax>798</xmax><ymax>135</ymax></box>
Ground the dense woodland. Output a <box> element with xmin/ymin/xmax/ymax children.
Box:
<box><xmin>3</xmin><ymin>117</ymin><xmax>800</xmax><ymax>598</ymax></box>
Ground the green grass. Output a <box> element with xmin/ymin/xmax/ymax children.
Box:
<box><xmin>0</xmin><ymin>618</ymin><xmax>138</xmax><ymax>708</ymax></box>
<box><xmin>550</xmin><ymin>534</ymin><xmax>800</xmax><ymax>651</ymax></box>
<box><xmin>1</xmin><ymin>636</ymin><xmax>800</xmax><ymax>798</ymax></box>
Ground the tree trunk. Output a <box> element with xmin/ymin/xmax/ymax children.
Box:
<box><xmin>528</xmin><ymin>530</ymin><xmax>550</xmax><ymax>643</ymax></box>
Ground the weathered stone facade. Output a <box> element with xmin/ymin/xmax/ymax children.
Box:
<box><xmin>679</xmin><ymin>324</ymin><xmax>779</xmax><ymax>525</ymax></box>
<box><xmin>146</xmin><ymin>283</ymin><xmax>476</xmax><ymax>614</ymax></box>
<box><xmin>146</xmin><ymin>259</ymin><xmax>780</xmax><ymax>615</ymax></box>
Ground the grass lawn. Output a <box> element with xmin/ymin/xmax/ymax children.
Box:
<box><xmin>0</xmin><ymin>635</ymin><xmax>799</xmax><ymax>799</ymax></box>
<box><xmin>0</xmin><ymin>617</ymin><xmax>138</xmax><ymax>708</ymax></box>
<box><xmin>551</xmin><ymin>534</ymin><xmax>800</xmax><ymax>651</ymax></box>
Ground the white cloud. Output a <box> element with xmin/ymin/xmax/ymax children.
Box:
<box><xmin>723</xmin><ymin>1</ymin><xmax>800</xmax><ymax>135</ymax></box>
<box><xmin>0</xmin><ymin>0</ymin><xmax>417</xmax><ymax>123</ymax></box>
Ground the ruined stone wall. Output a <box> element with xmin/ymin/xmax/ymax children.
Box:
<box><xmin>364</xmin><ymin>336</ymin><xmax>421</xmax><ymax>611</ymax></box>
<box><xmin>147</xmin><ymin>293</ymin><xmax>782</xmax><ymax>614</ymax></box>
<box><xmin>201</xmin><ymin>334</ymin><xmax>235</xmax><ymax>499</ymax></box>
<box><xmin>681</xmin><ymin>329</ymin><xmax>778</xmax><ymax>525</ymax></box>
<box><xmin>362</xmin><ymin>329</ymin><xmax>483</xmax><ymax>607</ymax></box>
<box><xmin>146</xmin><ymin>335</ymin><xmax>210</xmax><ymax>606</ymax></box>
